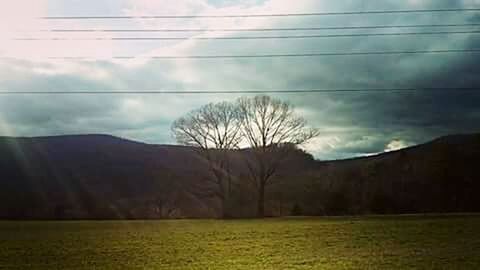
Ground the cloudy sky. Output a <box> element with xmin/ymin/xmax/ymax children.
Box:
<box><xmin>0</xmin><ymin>0</ymin><xmax>479</xmax><ymax>159</ymax></box>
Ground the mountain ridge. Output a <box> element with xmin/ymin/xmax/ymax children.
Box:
<box><xmin>3</xmin><ymin>132</ymin><xmax>477</xmax><ymax>161</ymax></box>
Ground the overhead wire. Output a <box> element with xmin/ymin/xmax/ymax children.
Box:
<box><xmin>39</xmin><ymin>8</ymin><xmax>480</xmax><ymax>19</ymax></box>
<box><xmin>0</xmin><ymin>88</ymin><xmax>478</xmax><ymax>95</ymax></box>
<box><xmin>31</xmin><ymin>23</ymin><xmax>480</xmax><ymax>32</ymax></box>
<box><xmin>13</xmin><ymin>30</ymin><xmax>480</xmax><ymax>41</ymax></box>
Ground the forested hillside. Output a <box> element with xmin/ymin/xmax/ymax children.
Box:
<box><xmin>0</xmin><ymin>133</ymin><xmax>479</xmax><ymax>219</ymax></box>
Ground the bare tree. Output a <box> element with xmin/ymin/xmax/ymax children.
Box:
<box><xmin>171</xmin><ymin>102</ymin><xmax>242</xmax><ymax>218</ymax></box>
<box><xmin>151</xmin><ymin>171</ymin><xmax>182</xmax><ymax>219</ymax></box>
<box><xmin>236</xmin><ymin>95</ymin><xmax>319</xmax><ymax>217</ymax></box>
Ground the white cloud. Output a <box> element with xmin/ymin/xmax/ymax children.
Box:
<box><xmin>385</xmin><ymin>139</ymin><xmax>409</xmax><ymax>152</ymax></box>
<box><xmin>301</xmin><ymin>136</ymin><xmax>341</xmax><ymax>154</ymax></box>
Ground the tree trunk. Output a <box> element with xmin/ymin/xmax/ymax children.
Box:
<box><xmin>257</xmin><ymin>182</ymin><xmax>265</xmax><ymax>217</ymax></box>
<box><xmin>220</xmin><ymin>195</ymin><xmax>228</xmax><ymax>219</ymax></box>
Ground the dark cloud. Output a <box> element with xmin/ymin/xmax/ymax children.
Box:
<box><xmin>0</xmin><ymin>0</ymin><xmax>479</xmax><ymax>159</ymax></box>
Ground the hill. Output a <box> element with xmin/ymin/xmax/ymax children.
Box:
<box><xmin>0</xmin><ymin>133</ymin><xmax>479</xmax><ymax>219</ymax></box>
<box><xmin>284</xmin><ymin>134</ymin><xmax>480</xmax><ymax>215</ymax></box>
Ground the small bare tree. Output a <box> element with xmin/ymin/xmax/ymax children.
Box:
<box><xmin>151</xmin><ymin>171</ymin><xmax>182</xmax><ymax>218</ymax></box>
<box><xmin>171</xmin><ymin>102</ymin><xmax>242</xmax><ymax>218</ymax></box>
<box><xmin>237</xmin><ymin>95</ymin><xmax>319</xmax><ymax>217</ymax></box>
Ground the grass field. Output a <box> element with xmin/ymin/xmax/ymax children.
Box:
<box><xmin>1</xmin><ymin>215</ymin><xmax>479</xmax><ymax>269</ymax></box>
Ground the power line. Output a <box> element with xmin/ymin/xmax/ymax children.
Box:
<box><xmin>3</xmin><ymin>49</ymin><xmax>476</xmax><ymax>60</ymax></box>
<box><xmin>40</xmin><ymin>8</ymin><xmax>480</xmax><ymax>19</ymax></box>
<box><xmin>34</xmin><ymin>23</ymin><xmax>480</xmax><ymax>32</ymax></box>
<box><xmin>0</xmin><ymin>88</ymin><xmax>478</xmax><ymax>95</ymax></box>
<box><xmin>14</xmin><ymin>30</ymin><xmax>480</xmax><ymax>41</ymax></box>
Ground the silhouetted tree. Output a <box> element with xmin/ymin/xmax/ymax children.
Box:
<box><xmin>291</xmin><ymin>203</ymin><xmax>303</xmax><ymax>216</ymax></box>
<box><xmin>236</xmin><ymin>95</ymin><xmax>319</xmax><ymax>217</ymax></box>
<box><xmin>171</xmin><ymin>102</ymin><xmax>242</xmax><ymax>218</ymax></box>
<box><xmin>150</xmin><ymin>171</ymin><xmax>183</xmax><ymax>218</ymax></box>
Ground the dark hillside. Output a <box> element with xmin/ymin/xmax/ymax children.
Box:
<box><xmin>0</xmin><ymin>133</ymin><xmax>479</xmax><ymax>219</ymax></box>
<box><xmin>289</xmin><ymin>133</ymin><xmax>480</xmax><ymax>215</ymax></box>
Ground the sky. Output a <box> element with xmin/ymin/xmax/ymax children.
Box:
<box><xmin>0</xmin><ymin>0</ymin><xmax>479</xmax><ymax>160</ymax></box>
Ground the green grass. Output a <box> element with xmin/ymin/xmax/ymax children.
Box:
<box><xmin>1</xmin><ymin>215</ymin><xmax>479</xmax><ymax>269</ymax></box>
